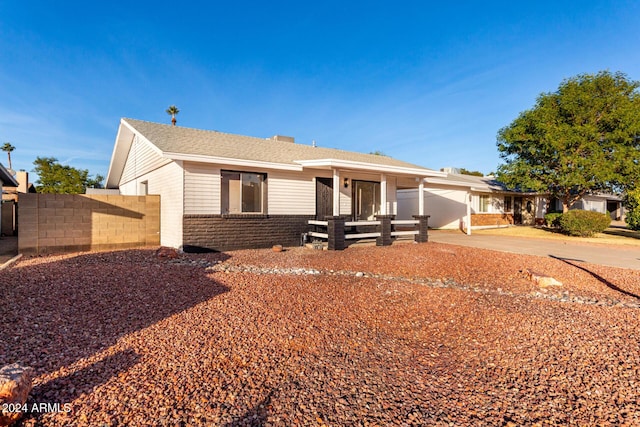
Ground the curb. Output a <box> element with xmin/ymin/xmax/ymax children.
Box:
<box><xmin>0</xmin><ymin>254</ymin><xmax>22</xmax><ymax>271</ymax></box>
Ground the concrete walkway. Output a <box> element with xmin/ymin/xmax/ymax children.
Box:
<box><xmin>428</xmin><ymin>230</ymin><xmax>640</xmax><ymax>270</ymax></box>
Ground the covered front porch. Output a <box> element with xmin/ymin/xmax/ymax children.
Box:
<box><xmin>296</xmin><ymin>159</ymin><xmax>442</xmax><ymax>250</ymax></box>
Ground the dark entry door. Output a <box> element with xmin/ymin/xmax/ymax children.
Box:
<box><xmin>514</xmin><ymin>196</ymin><xmax>523</xmax><ymax>224</ymax></box>
<box><xmin>316</xmin><ymin>178</ymin><xmax>333</xmax><ymax>220</ymax></box>
<box><xmin>607</xmin><ymin>201</ymin><xmax>618</xmax><ymax>220</ymax></box>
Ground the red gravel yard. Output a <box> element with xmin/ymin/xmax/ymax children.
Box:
<box><xmin>2</xmin><ymin>242</ymin><xmax>640</xmax><ymax>426</ymax></box>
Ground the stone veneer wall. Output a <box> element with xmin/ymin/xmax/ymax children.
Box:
<box><xmin>183</xmin><ymin>214</ymin><xmax>315</xmax><ymax>252</ymax></box>
<box><xmin>471</xmin><ymin>213</ymin><xmax>514</xmax><ymax>227</ymax></box>
<box><xmin>18</xmin><ymin>194</ymin><xmax>160</xmax><ymax>255</ymax></box>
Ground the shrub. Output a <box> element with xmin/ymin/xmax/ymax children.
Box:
<box><xmin>544</xmin><ymin>212</ymin><xmax>563</xmax><ymax>228</ymax></box>
<box><xmin>558</xmin><ymin>210</ymin><xmax>611</xmax><ymax>237</ymax></box>
<box><xmin>624</xmin><ymin>189</ymin><xmax>640</xmax><ymax>231</ymax></box>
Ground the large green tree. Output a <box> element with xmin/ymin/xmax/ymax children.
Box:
<box><xmin>497</xmin><ymin>71</ymin><xmax>640</xmax><ymax>212</ymax></box>
<box><xmin>623</xmin><ymin>189</ymin><xmax>640</xmax><ymax>231</ymax></box>
<box><xmin>459</xmin><ymin>168</ymin><xmax>484</xmax><ymax>177</ymax></box>
<box><xmin>33</xmin><ymin>157</ymin><xmax>104</xmax><ymax>194</ymax></box>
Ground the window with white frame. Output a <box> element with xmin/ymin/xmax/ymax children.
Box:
<box><xmin>221</xmin><ymin>171</ymin><xmax>266</xmax><ymax>214</ymax></box>
<box><xmin>478</xmin><ymin>195</ymin><xmax>491</xmax><ymax>213</ymax></box>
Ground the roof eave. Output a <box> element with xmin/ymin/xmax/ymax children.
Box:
<box><xmin>164</xmin><ymin>152</ymin><xmax>303</xmax><ymax>171</ymax></box>
<box><xmin>295</xmin><ymin>159</ymin><xmax>445</xmax><ymax>177</ymax></box>
<box><xmin>0</xmin><ymin>163</ymin><xmax>18</xmax><ymax>187</ymax></box>
<box><xmin>106</xmin><ymin>119</ymin><xmax>135</xmax><ymax>188</ymax></box>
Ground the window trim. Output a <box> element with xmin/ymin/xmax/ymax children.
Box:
<box><xmin>139</xmin><ymin>180</ymin><xmax>148</xmax><ymax>195</ymax></box>
<box><xmin>221</xmin><ymin>170</ymin><xmax>267</xmax><ymax>214</ymax></box>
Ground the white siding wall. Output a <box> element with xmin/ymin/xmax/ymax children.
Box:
<box><xmin>269</xmin><ymin>170</ymin><xmax>316</xmax><ymax>215</ymax></box>
<box><xmin>184</xmin><ymin>162</ymin><xmax>220</xmax><ymax>214</ymax></box>
<box><xmin>340</xmin><ymin>179</ymin><xmax>352</xmax><ymax>216</ymax></box>
<box><xmin>426</xmin><ymin>187</ymin><xmax>468</xmax><ymax>228</ymax></box>
<box><xmin>182</xmin><ymin>165</ymin><xmax>319</xmax><ymax>215</ymax></box>
<box><xmin>120</xmin><ymin>135</ymin><xmax>171</xmax><ymax>186</ymax></box>
<box><xmin>118</xmin><ymin>180</ymin><xmax>137</xmax><ymax>194</ymax></box>
<box><xmin>397</xmin><ymin>190</ymin><xmax>418</xmax><ymax>221</ymax></box>
<box><xmin>119</xmin><ymin>161</ymin><xmax>184</xmax><ymax>248</ymax></box>
<box><xmin>397</xmin><ymin>187</ymin><xmax>468</xmax><ymax>229</ymax></box>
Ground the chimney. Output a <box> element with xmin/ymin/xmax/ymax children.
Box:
<box><xmin>16</xmin><ymin>171</ymin><xmax>29</xmax><ymax>193</ymax></box>
<box><xmin>440</xmin><ymin>167</ymin><xmax>461</xmax><ymax>174</ymax></box>
<box><xmin>271</xmin><ymin>135</ymin><xmax>295</xmax><ymax>143</ymax></box>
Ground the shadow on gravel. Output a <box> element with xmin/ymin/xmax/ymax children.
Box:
<box><xmin>225</xmin><ymin>390</ymin><xmax>274</xmax><ymax>427</ymax></box>
<box><xmin>21</xmin><ymin>348</ymin><xmax>140</xmax><ymax>425</ymax></box>
<box><xmin>551</xmin><ymin>255</ymin><xmax>640</xmax><ymax>300</ymax></box>
<box><xmin>0</xmin><ymin>249</ymin><xmax>230</xmax><ymax>398</ymax></box>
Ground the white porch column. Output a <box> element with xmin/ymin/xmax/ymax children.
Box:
<box><xmin>466</xmin><ymin>191</ymin><xmax>472</xmax><ymax>235</ymax></box>
<box><xmin>418</xmin><ymin>178</ymin><xmax>425</xmax><ymax>216</ymax></box>
<box><xmin>380</xmin><ymin>174</ymin><xmax>387</xmax><ymax>215</ymax></box>
<box><xmin>332</xmin><ymin>169</ymin><xmax>340</xmax><ymax>216</ymax></box>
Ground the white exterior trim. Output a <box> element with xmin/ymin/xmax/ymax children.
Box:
<box><xmin>418</xmin><ymin>180</ymin><xmax>424</xmax><ymax>216</ymax></box>
<box><xmin>465</xmin><ymin>191</ymin><xmax>471</xmax><ymax>235</ymax></box>
<box><xmin>380</xmin><ymin>174</ymin><xmax>387</xmax><ymax>215</ymax></box>
<box><xmin>295</xmin><ymin>159</ymin><xmax>445</xmax><ymax>177</ymax></box>
<box><xmin>164</xmin><ymin>152</ymin><xmax>303</xmax><ymax>171</ymax></box>
<box><xmin>332</xmin><ymin>169</ymin><xmax>340</xmax><ymax>216</ymax></box>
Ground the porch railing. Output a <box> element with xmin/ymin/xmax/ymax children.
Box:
<box><xmin>307</xmin><ymin>215</ymin><xmax>429</xmax><ymax>250</ymax></box>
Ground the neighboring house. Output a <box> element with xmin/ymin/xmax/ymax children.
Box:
<box><xmin>547</xmin><ymin>194</ymin><xmax>624</xmax><ymax>220</ymax></box>
<box><xmin>2</xmin><ymin>171</ymin><xmax>36</xmax><ymax>202</ymax></box>
<box><xmin>398</xmin><ymin>172</ymin><xmax>546</xmax><ymax>234</ymax></box>
<box><xmin>105</xmin><ymin>118</ymin><xmax>445</xmax><ymax>251</ymax></box>
<box><xmin>398</xmin><ymin>172</ymin><xmax>625</xmax><ymax>233</ymax></box>
<box><xmin>0</xmin><ymin>164</ymin><xmax>20</xmax><ymax>236</ymax></box>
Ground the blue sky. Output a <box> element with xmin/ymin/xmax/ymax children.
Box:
<box><xmin>1</xmin><ymin>1</ymin><xmax>639</xmax><ymax>182</ymax></box>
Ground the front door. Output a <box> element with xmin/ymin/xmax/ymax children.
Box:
<box><xmin>353</xmin><ymin>180</ymin><xmax>381</xmax><ymax>221</ymax></box>
<box><xmin>514</xmin><ymin>196</ymin><xmax>523</xmax><ymax>224</ymax></box>
<box><xmin>316</xmin><ymin>178</ymin><xmax>333</xmax><ymax>220</ymax></box>
<box><xmin>607</xmin><ymin>201</ymin><xmax>619</xmax><ymax>220</ymax></box>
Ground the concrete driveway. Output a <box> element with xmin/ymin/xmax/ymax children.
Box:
<box><xmin>428</xmin><ymin>230</ymin><xmax>640</xmax><ymax>270</ymax></box>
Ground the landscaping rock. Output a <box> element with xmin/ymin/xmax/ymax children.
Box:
<box><xmin>155</xmin><ymin>247</ymin><xmax>180</xmax><ymax>259</ymax></box>
<box><xmin>3</xmin><ymin>245</ymin><xmax>640</xmax><ymax>425</ymax></box>
<box><xmin>0</xmin><ymin>364</ymin><xmax>33</xmax><ymax>427</ymax></box>
<box><xmin>526</xmin><ymin>269</ymin><xmax>563</xmax><ymax>287</ymax></box>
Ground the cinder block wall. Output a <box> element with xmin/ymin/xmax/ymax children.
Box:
<box><xmin>18</xmin><ymin>194</ymin><xmax>160</xmax><ymax>255</ymax></box>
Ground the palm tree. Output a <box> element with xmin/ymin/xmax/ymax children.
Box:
<box><xmin>166</xmin><ymin>105</ymin><xmax>180</xmax><ymax>126</ymax></box>
<box><xmin>1</xmin><ymin>142</ymin><xmax>15</xmax><ymax>170</ymax></box>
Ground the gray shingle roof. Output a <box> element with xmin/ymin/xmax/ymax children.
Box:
<box><xmin>124</xmin><ymin>118</ymin><xmax>436</xmax><ymax>171</ymax></box>
<box><xmin>444</xmin><ymin>173</ymin><xmax>510</xmax><ymax>191</ymax></box>
<box><xmin>0</xmin><ymin>163</ymin><xmax>18</xmax><ymax>187</ymax></box>
<box><xmin>424</xmin><ymin>172</ymin><xmax>518</xmax><ymax>192</ymax></box>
